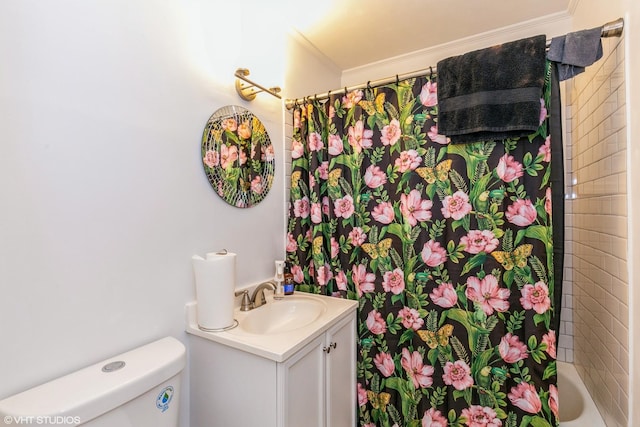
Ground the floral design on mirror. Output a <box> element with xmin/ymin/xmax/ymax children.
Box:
<box><xmin>201</xmin><ymin>105</ymin><xmax>275</xmax><ymax>208</ymax></box>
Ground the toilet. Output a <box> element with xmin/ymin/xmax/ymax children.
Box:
<box><xmin>0</xmin><ymin>336</ymin><xmax>185</xmax><ymax>427</ymax></box>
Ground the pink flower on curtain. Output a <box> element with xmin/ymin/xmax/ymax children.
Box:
<box><xmin>353</xmin><ymin>264</ymin><xmax>376</xmax><ymax>296</ymax></box>
<box><xmin>348</xmin><ymin>227</ymin><xmax>367</xmax><ymax>247</ymax></box>
<box><xmin>357</xmin><ymin>383</ymin><xmax>368</xmax><ymax>406</ymax></box>
<box><xmin>401</xmin><ymin>348</ymin><xmax>434</xmax><ymax>389</ymax></box>
<box><xmin>293</xmin><ymin>196</ymin><xmax>310</xmax><ymax>218</ymax></box>
<box><xmin>508</xmin><ymin>382</ymin><xmax>542</xmax><ymax>414</ymax></box>
<box><xmin>428</xmin><ymin>125</ymin><xmax>449</xmax><ymax>145</ymax></box>
<box><xmin>334</xmin><ymin>195</ymin><xmax>355</xmax><ymax>218</ymax></box>
<box><xmin>506</xmin><ymin>199</ymin><xmax>537</xmax><ymax>226</ymax></box>
<box><xmin>293</xmin><ymin>109</ymin><xmax>301</xmax><ymax>129</ymax></box>
<box><xmin>308</xmin><ymin>132</ymin><xmax>324</xmax><ymax>151</ymax></box>
<box><xmin>322</xmin><ymin>196</ymin><xmax>330</xmax><ymax>215</ymax></box>
<box><xmin>419</xmin><ymin>81</ymin><xmax>438</xmax><ymax>107</ymax></box>
<box><xmin>398</xmin><ymin>307</ymin><xmax>424</xmax><ymax>330</ymax></box>
<box><xmin>372</xmin><ymin>201</ymin><xmax>395</xmax><ymax>224</ymax></box>
<box><xmin>549</xmin><ymin>384</ymin><xmax>559</xmax><ymax>419</ymax></box>
<box><xmin>498</xmin><ymin>333</ymin><xmax>529</xmax><ymax>363</ymax></box>
<box><xmin>401</xmin><ymin>190</ymin><xmax>433</xmax><ymax>226</ymax></box>
<box><xmin>429</xmin><ymin>282</ymin><xmax>458</xmax><ymax>308</ymax></box>
<box><xmin>460</xmin><ymin>406</ymin><xmax>502</xmax><ymax>427</ymax></box>
<box><xmin>318</xmin><ymin>161</ymin><xmax>329</xmax><ymax>179</ymax></box>
<box><xmin>348</xmin><ymin>120</ymin><xmax>373</xmax><ymax>152</ymax></box>
<box><xmin>374</xmin><ymin>351</ymin><xmax>395</xmax><ymax>377</ymax></box>
<box><xmin>545</xmin><ymin>187</ymin><xmax>552</xmax><ymax>216</ymax></box>
<box><xmin>366</xmin><ymin>310</ymin><xmax>387</xmax><ymax>334</ymax></box>
<box><xmin>203</xmin><ymin>150</ymin><xmax>219</xmax><ymax>168</ymax></box>
<box><xmin>291</xmin><ymin>265</ymin><xmax>304</xmax><ymax>283</ymax></box>
<box><xmin>316</xmin><ymin>263</ymin><xmax>333</xmax><ymax>286</ymax></box>
<box><xmin>496</xmin><ymin>154</ymin><xmax>524</xmax><ymax>183</ymax></box>
<box><xmin>539</xmin><ymin>136</ymin><xmax>551</xmax><ymax>162</ymax></box>
<box><xmin>286</xmin><ymin>233</ymin><xmax>297</xmax><ymax>252</ymax></box>
<box><xmin>421</xmin><ymin>240</ymin><xmax>447</xmax><ymax>267</ymax></box>
<box><xmin>542</xmin><ymin>330</ymin><xmax>557</xmax><ymax>359</ymax></box>
<box><xmin>330</xmin><ymin>237</ymin><xmax>340</xmax><ymax>258</ymax></box>
<box><xmin>441</xmin><ymin>190</ymin><xmax>472</xmax><ymax>220</ymax></box>
<box><xmin>381</xmin><ymin>119</ymin><xmax>402</xmax><ymax>146</ymax></box>
<box><xmin>291</xmin><ymin>138</ymin><xmax>304</xmax><ymax>159</ymax></box>
<box><xmin>465</xmin><ymin>275</ymin><xmax>510</xmax><ymax>315</ymax></box>
<box><xmin>364</xmin><ymin>164</ymin><xmax>388</xmax><ymax>188</ymax></box>
<box><xmin>520</xmin><ymin>281</ymin><xmax>551</xmax><ymax>314</ymax></box>
<box><xmin>442</xmin><ymin>360</ymin><xmax>473</xmax><ymax>390</ymax></box>
<box><xmin>335</xmin><ymin>270</ymin><xmax>348</xmax><ymax>291</ymax></box>
<box><xmin>422</xmin><ymin>408</ymin><xmax>447</xmax><ymax>427</ymax></box>
<box><xmin>395</xmin><ymin>149</ymin><xmax>423</xmax><ymax>172</ymax></box>
<box><xmin>310</xmin><ymin>202</ymin><xmax>322</xmax><ymax>224</ymax></box>
<box><xmin>460</xmin><ymin>229</ymin><xmax>499</xmax><ymax>254</ymax></box>
<box><xmin>382</xmin><ymin>268</ymin><xmax>405</xmax><ymax>294</ymax></box>
<box><xmin>539</xmin><ymin>98</ymin><xmax>547</xmax><ymax>125</ymax></box>
<box><xmin>342</xmin><ymin>89</ymin><xmax>363</xmax><ymax>108</ymax></box>
<box><xmin>328</xmin><ymin>134</ymin><xmax>344</xmax><ymax>155</ymax></box>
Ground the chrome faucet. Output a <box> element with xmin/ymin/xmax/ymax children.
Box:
<box><xmin>250</xmin><ymin>281</ymin><xmax>277</xmax><ymax>308</ymax></box>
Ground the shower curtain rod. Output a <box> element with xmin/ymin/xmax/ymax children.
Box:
<box><xmin>284</xmin><ymin>17</ymin><xmax>624</xmax><ymax>110</ymax></box>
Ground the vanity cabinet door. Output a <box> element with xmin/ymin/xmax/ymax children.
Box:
<box><xmin>280</xmin><ymin>334</ymin><xmax>325</xmax><ymax>427</ymax></box>
<box><xmin>325</xmin><ymin>314</ymin><xmax>356</xmax><ymax>427</ymax></box>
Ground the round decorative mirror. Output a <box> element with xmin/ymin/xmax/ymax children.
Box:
<box><xmin>201</xmin><ymin>105</ymin><xmax>275</xmax><ymax>208</ymax></box>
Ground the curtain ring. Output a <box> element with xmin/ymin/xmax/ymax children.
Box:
<box><xmin>396</xmin><ymin>74</ymin><xmax>400</xmax><ymax>86</ymax></box>
<box><xmin>429</xmin><ymin>66</ymin><xmax>433</xmax><ymax>79</ymax></box>
<box><xmin>344</xmin><ymin>86</ymin><xmax>348</xmax><ymax>95</ymax></box>
<box><xmin>367</xmin><ymin>80</ymin><xmax>372</xmax><ymax>89</ymax></box>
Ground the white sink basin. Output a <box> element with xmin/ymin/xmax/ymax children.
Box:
<box><xmin>238</xmin><ymin>295</ymin><xmax>327</xmax><ymax>334</ymax></box>
<box><xmin>186</xmin><ymin>291</ymin><xmax>358</xmax><ymax>362</ymax></box>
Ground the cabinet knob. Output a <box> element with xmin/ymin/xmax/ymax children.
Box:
<box><xmin>323</xmin><ymin>342</ymin><xmax>337</xmax><ymax>353</ymax></box>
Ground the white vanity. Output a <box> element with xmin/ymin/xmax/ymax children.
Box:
<box><xmin>186</xmin><ymin>292</ymin><xmax>358</xmax><ymax>427</ymax></box>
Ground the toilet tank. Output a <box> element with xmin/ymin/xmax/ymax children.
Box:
<box><xmin>0</xmin><ymin>336</ymin><xmax>186</xmax><ymax>427</ymax></box>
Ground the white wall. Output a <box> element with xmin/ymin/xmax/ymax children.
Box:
<box><xmin>0</xmin><ymin>1</ymin><xmax>285</xmax><ymax>425</ymax></box>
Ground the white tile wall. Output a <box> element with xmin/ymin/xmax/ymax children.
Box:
<box><xmin>564</xmin><ymin>34</ymin><xmax>628</xmax><ymax>427</ymax></box>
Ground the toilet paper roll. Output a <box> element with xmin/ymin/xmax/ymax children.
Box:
<box><xmin>192</xmin><ymin>251</ymin><xmax>236</xmax><ymax>330</ymax></box>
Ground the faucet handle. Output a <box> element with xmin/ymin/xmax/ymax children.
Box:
<box><xmin>234</xmin><ymin>289</ymin><xmax>253</xmax><ymax>311</ymax></box>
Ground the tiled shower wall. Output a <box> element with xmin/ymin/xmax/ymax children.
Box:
<box><xmin>564</xmin><ymin>34</ymin><xmax>628</xmax><ymax>427</ymax></box>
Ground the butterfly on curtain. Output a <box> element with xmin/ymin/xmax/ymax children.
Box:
<box><xmin>490</xmin><ymin>244</ymin><xmax>533</xmax><ymax>270</ymax></box>
<box><xmin>358</xmin><ymin>93</ymin><xmax>386</xmax><ymax>116</ymax></box>
<box><xmin>417</xmin><ymin>324</ymin><xmax>454</xmax><ymax>349</ymax></box>
<box><xmin>361</xmin><ymin>238</ymin><xmax>392</xmax><ymax>260</ymax></box>
<box><xmin>367</xmin><ymin>390</ymin><xmax>391</xmax><ymax>412</ymax></box>
<box><xmin>416</xmin><ymin>159</ymin><xmax>452</xmax><ymax>184</ymax></box>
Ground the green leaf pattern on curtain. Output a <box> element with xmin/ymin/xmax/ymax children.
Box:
<box><xmin>287</xmin><ymin>64</ymin><xmax>558</xmax><ymax>427</ymax></box>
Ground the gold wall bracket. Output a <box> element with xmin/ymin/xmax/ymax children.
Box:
<box><xmin>234</xmin><ymin>68</ymin><xmax>282</xmax><ymax>101</ymax></box>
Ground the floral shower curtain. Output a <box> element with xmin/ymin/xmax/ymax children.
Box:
<box><xmin>286</xmin><ymin>65</ymin><xmax>558</xmax><ymax>427</ymax></box>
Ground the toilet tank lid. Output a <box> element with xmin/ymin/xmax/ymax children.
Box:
<box><xmin>0</xmin><ymin>336</ymin><xmax>186</xmax><ymax>422</ymax></box>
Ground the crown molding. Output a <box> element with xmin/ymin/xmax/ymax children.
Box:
<box><xmin>341</xmin><ymin>10</ymin><xmax>573</xmax><ymax>86</ymax></box>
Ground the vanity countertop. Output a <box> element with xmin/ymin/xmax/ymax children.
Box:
<box><xmin>185</xmin><ymin>292</ymin><xmax>358</xmax><ymax>362</ymax></box>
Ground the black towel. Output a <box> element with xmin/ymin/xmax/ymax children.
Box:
<box><xmin>437</xmin><ymin>35</ymin><xmax>547</xmax><ymax>144</ymax></box>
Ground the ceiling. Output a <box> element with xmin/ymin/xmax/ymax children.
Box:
<box><xmin>293</xmin><ymin>0</ymin><xmax>571</xmax><ymax>70</ymax></box>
